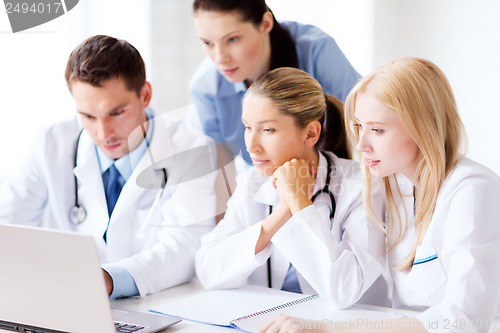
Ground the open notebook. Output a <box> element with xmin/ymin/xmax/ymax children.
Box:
<box><xmin>150</xmin><ymin>285</ymin><xmax>407</xmax><ymax>333</ymax></box>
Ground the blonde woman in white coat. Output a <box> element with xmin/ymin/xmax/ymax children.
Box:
<box><xmin>195</xmin><ymin>67</ymin><xmax>387</xmax><ymax>309</ymax></box>
<box><xmin>261</xmin><ymin>58</ymin><xmax>500</xmax><ymax>333</ymax></box>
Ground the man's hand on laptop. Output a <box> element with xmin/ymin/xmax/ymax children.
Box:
<box><xmin>102</xmin><ymin>269</ymin><xmax>114</xmax><ymax>296</ymax></box>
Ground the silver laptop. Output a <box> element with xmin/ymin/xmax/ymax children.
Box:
<box><xmin>0</xmin><ymin>224</ymin><xmax>181</xmax><ymax>333</ymax></box>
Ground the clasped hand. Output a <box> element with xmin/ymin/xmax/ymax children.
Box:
<box><xmin>272</xmin><ymin>158</ymin><xmax>316</xmax><ymax>215</ymax></box>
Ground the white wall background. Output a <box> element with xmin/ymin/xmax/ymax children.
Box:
<box><xmin>370</xmin><ymin>0</ymin><xmax>500</xmax><ymax>176</ymax></box>
<box><xmin>267</xmin><ymin>0</ymin><xmax>374</xmax><ymax>75</ymax></box>
<box><xmin>0</xmin><ymin>0</ymin><xmax>151</xmax><ymax>180</ymax></box>
<box><xmin>1</xmin><ymin>0</ymin><xmax>499</xmax><ymax>179</ymax></box>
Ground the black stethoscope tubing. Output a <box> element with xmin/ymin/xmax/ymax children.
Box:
<box><xmin>266</xmin><ymin>151</ymin><xmax>336</xmax><ymax>288</ymax></box>
<box><xmin>73</xmin><ymin>130</ymin><xmax>83</xmax><ymax>207</ymax></box>
<box><xmin>68</xmin><ymin>129</ymin><xmax>87</xmax><ymax>225</ymax></box>
<box><xmin>311</xmin><ymin>151</ymin><xmax>336</xmax><ymax>221</ymax></box>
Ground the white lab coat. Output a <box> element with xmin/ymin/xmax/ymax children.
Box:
<box><xmin>0</xmin><ymin>112</ymin><xmax>217</xmax><ymax>297</ymax></box>
<box><xmin>389</xmin><ymin>158</ymin><xmax>500</xmax><ymax>332</ymax></box>
<box><xmin>195</xmin><ymin>151</ymin><xmax>387</xmax><ymax>309</ymax></box>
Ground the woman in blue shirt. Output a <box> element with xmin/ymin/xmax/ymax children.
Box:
<box><xmin>190</xmin><ymin>0</ymin><xmax>360</xmax><ymax>164</ymax></box>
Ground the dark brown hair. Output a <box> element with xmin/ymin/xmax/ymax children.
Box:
<box><xmin>65</xmin><ymin>35</ymin><xmax>146</xmax><ymax>96</ymax></box>
<box><xmin>193</xmin><ymin>0</ymin><xmax>298</xmax><ymax>70</ymax></box>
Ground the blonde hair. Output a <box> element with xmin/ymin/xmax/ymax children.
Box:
<box><xmin>345</xmin><ymin>57</ymin><xmax>466</xmax><ymax>271</ymax></box>
<box><xmin>246</xmin><ymin>67</ymin><xmax>351</xmax><ymax>159</ymax></box>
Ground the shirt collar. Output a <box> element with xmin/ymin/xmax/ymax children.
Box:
<box><xmin>96</xmin><ymin>108</ymin><xmax>154</xmax><ymax>181</ymax></box>
<box><xmin>218</xmin><ymin>78</ymin><xmax>247</xmax><ymax>98</ymax></box>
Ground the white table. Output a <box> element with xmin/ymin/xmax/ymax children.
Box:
<box><xmin>110</xmin><ymin>279</ymin><xmax>418</xmax><ymax>333</ymax></box>
<box><xmin>110</xmin><ymin>279</ymin><xmax>500</xmax><ymax>333</ymax></box>
<box><xmin>111</xmin><ymin>280</ymin><xmax>236</xmax><ymax>332</ymax></box>
<box><xmin>2</xmin><ymin>280</ymin><xmax>499</xmax><ymax>332</ymax></box>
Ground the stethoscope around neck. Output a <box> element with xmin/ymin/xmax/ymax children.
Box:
<box><xmin>266</xmin><ymin>150</ymin><xmax>337</xmax><ymax>288</ymax></box>
<box><xmin>310</xmin><ymin>151</ymin><xmax>336</xmax><ymax>221</ymax></box>
<box><xmin>68</xmin><ymin>126</ymin><xmax>167</xmax><ymax>226</ymax></box>
<box><xmin>68</xmin><ymin>129</ymin><xmax>88</xmax><ymax>225</ymax></box>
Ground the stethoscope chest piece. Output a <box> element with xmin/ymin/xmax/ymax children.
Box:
<box><xmin>69</xmin><ymin>205</ymin><xmax>87</xmax><ymax>225</ymax></box>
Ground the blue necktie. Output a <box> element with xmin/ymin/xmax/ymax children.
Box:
<box><xmin>104</xmin><ymin>164</ymin><xmax>125</xmax><ymax>216</ymax></box>
<box><xmin>281</xmin><ymin>263</ymin><xmax>302</xmax><ymax>293</ymax></box>
<box><xmin>103</xmin><ymin>164</ymin><xmax>125</xmax><ymax>242</ymax></box>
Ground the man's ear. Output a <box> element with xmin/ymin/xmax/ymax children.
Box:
<box><xmin>304</xmin><ymin>120</ymin><xmax>321</xmax><ymax>147</ymax></box>
<box><xmin>140</xmin><ymin>81</ymin><xmax>152</xmax><ymax>107</ymax></box>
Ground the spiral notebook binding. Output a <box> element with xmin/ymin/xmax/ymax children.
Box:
<box><xmin>232</xmin><ymin>294</ymin><xmax>319</xmax><ymax>322</ymax></box>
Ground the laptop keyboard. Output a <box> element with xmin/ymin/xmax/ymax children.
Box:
<box><xmin>114</xmin><ymin>322</ymin><xmax>145</xmax><ymax>332</ymax></box>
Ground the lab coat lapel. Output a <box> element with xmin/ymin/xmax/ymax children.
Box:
<box><xmin>108</xmin><ymin>116</ymin><xmax>175</xmax><ymax>228</ymax></box>
<box><xmin>249</xmin><ymin>175</ymin><xmax>288</xmax><ymax>287</ymax></box>
<box><xmin>326</xmin><ymin>154</ymin><xmax>349</xmax><ymax>228</ymax></box>
<box><xmin>252</xmin><ymin>178</ymin><xmax>280</xmax><ymax>207</ymax></box>
<box><xmin>72</xmin><ymin>130</ymin><xmax>109</xmax><ymax>237</ymax></box>
<box><xmin>131</xmin><ymin>115</ymin><xmax>176</xmax><ymax>184</ymax></box>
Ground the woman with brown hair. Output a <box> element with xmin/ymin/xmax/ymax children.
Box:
<box><xmin>189</xmin><ymin>0</ymin><xmax>360</xmax><ymax>165</ymax></box>
<box><xmin>196</xmin><ymin>67</ymin><xmax>386</xmax><ymax>309</ymax></box>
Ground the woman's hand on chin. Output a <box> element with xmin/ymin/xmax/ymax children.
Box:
<box><xmin>272</xmin><ymin>158</ymin><xmax>316</xmax><ymax>215</ymax></box>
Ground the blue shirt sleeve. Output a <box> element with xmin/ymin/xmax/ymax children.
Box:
<box><xmin>283</xmin><ymin>21</ymin><xmax>361</xmax><ymax>102</ymax></box>
<box><xmin>189</xmin><ymin>57</ymin><xmax>223</xmax><ymax>143</ymax></box>
<box><xmin>102</xmin><ymin>264</ymin><xmax>139</xmax><ymax>300</ymax></box>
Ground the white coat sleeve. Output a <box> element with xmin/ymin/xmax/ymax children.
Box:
<box><xmin>416</xmin><ymin>181</ymin><xmax>500</xmax><ymax>333</ymax></box>
<box><xmin>0</xmin><ymin>127</ymin><xmax>50</xmax><ymax>225</ymax></box>
<box><xmin>108</xmin><ymin>168</ymin><xmax>218</xmax><ymax>297</ymax></box>
<box><xmin>271</xmin><ymin>193</ymin><xmax>386</xmax><ymax>309</ymax></box>
<box><xmin>195</xmin><ymin>182</ymin><xmax>272</xmax><ymax>290</ymax></box>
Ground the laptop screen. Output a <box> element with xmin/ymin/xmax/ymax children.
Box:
<box><xmin>0</xmin><ymin>224</ymin><xmax>119</xmax><ymax>333</ymax></box>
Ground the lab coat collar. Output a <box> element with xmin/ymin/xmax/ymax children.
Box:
<box><xmin>252</xmin><ymin>176</ymin><xmax>280</xmax><ymax>207</ymax></box>
<box><xmin>313</xmin><ymin>151</ymin><xmax>328</xmax><ymax>194</ymax></box>
<box><xmin>129</xmin><ymin>111</ymin><xmax>177</xmax><ymax>184</ymax></box>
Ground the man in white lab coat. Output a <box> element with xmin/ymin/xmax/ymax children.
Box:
<box><xmin>0</xmin><ymin>35</ymin><xmax>217</xmax><ymax>299</ymax></box>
